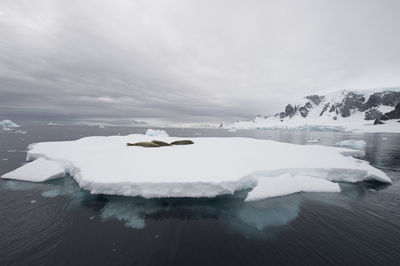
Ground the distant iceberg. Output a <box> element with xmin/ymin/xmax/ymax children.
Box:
<box><xmin>1</xmin><ymin>134</ymin><xmax>391</xmax><ymax>201</ymax></box>
<box><xmin>145</xmin><ymin>129</ymin><xmax>169</xmax><ymax>137</ymax></box>
<box><xmin>47</xmin><ymin>122</ymin><xmax>65</xmax><ymax>126</ymax></box>
<box><xmin>0</xmin><ymin>119</ymin><xmax>20</xmax><ymax>130</ymax></box>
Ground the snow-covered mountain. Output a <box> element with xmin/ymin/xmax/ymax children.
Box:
<box><xmin>223</xmin><ymin>88</ymin><xmax>400</xmax><ymax>133</ymax></box>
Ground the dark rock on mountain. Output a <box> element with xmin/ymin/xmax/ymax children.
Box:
<box><xmin>323</xmin><ymin>92</ymin><xmax>365</xmax><ymax>117</ymax></box>
<box><xmin>365</xmin><ymin>109</ymin><xmax>383</xmax><ymax>120</ymax></box>
<box><xmin>306</xmin><ymin>95</ymin><xmax>324</xmax><ymax>105</ymax></box>
<box><xmin>285</xmin><ymin>104</ymin><xmax>296</xmax><ymax>117</ymax></box>
<box><xmin>362</xmin><ymin>91</ymin><xmax>400</xmax><ymax>111</ymax></box>
<box><xmin>379</xmin><ymin>103</ymin><xmax>400</xmax><ymax>121</ymax></box>
<box><xmin>299</xmin><ymin>106</ymin><xmax>309</xmax><ymax>117</ymax></box>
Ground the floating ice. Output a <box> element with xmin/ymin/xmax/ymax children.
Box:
<box><xmin>145</xmin><ymin>129</ymin><xmax>169</xmax><ymax>137</ymax></box>
<box><xmin>0</xmin><ymin>119</ymin><xmax>20</xmax><ymax>129</ymax></box>
<box><xmin>14</xmin><ymin>130</ymin><xmax>27</xmax><ymax>134</ymax></box>
<box><xmin>305</xmin><ymin>137</ymin><xmax>320</xmax><ymax>143</ymax></box>
<box><xmin>245</xmin><ymin>174</ymin><xmax>341</xmax><ymax>202</ymax></box>
<box><xmin>335</xmin><ymin>140</ymin><xmax>366</xmax><ymax>151</ymax></box>
<box><xmin>1</xmin><ymin>135</ymin><xmax>391</xmax><ymax>201</ymax></box>
<box><xmin>1</xmin><ymin>119</ymin><xmax>20</xmax><ymax>131</ymax></box>
<box><xmin>2</xmin><ymin>158</ymin><xmax>65</xmax><ymax>182</ymax></box>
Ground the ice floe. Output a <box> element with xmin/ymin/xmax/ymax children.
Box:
<box><xmin>2</xmin><ymin>158</ymin><xmax>66</xmax><ymax>182</ymax></box>
<box><xmin>335</xmin><ymin>140</ymin><xmax>366</xmax><ymax>151</ymax></box>
<box><xmin>245</xmin><ymin>174</ymin><xmax>341</xmax><ymax>201</ymax></box>
<box><xmin>0</xmin><ymin>119</ymin><xmax>20</xmax><ymax>130</ymax></box>
<box><xmin>1</xmin><ymin>134</ymin><xmax>391</xmax><ymax>201</ymax></box>
<box><xmin>305</xmin><ymin>137</ymin><xmax>320</xmax><ymax>143</ymax></box>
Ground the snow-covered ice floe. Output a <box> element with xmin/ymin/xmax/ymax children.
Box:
<box><xmin>335</xmin><ymin>140</ymin><xmax>366</xmax><ymax>151</ymax></box>
<box><xmin>1</xmin><ymin>134</ymin><xmax>391</xmax><ymax>201</ymax></box>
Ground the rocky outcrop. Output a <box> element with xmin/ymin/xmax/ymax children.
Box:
<box><xmin>285</xmin><ymin>104</ymin><xmax>296</xmax><ymax>117</ymax></box>
<box><xmin>320</xmin><ymin>92</ymin><xmax>365</xmax><ymax>117</ymax></box>
<box><xmin>380</xmin><ymin>103</ymin><xmax>400</xmax><ymax>121</ymax></box>
<box><xmin>374</xmin><ymin>103</ymin><xmax>400</xmax><ymax>125</ymax></box>
<box><xmin>365</xmin><ymin>109</ymin><xmax>383</xmax><ymax>121</ymax></box>
<box><xmin>362</xmin><ymin>91</ymin><xmax>400</xmax><ymax>111</ymax></box>
<box><xmin>306</xmin><ymin>95</ymin><xmax>324</xmax><ymax>105</ymax></box>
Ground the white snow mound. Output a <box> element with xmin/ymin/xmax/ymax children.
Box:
<box><xmin>1</xmin><ymin>135</ymin><xmax>391</xmax><ymax>201</ymax></box>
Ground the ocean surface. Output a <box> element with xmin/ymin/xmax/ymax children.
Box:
<box><xmin>1</xmin><ymin>124</ymin><xmax>400</xmax><ymax>266</ymax></box>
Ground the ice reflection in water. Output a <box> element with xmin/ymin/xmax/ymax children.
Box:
<box><xmin>99</xmin><ymin>189</ymin><xmax>301</xmax><ymax>239</ymax></box>
<box><xmin>1</xmin><ymin>177</ymin><xmax>302</xmax><ymax>238</ymax></box>
<box><xmin>2</xmin><ymin>168</ymin><xmax>392</xmax><ymax>240</ymax></box>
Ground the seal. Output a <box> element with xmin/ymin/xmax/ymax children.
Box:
<box><xmin>151</xmin><ymin>140</ymin><xmax>171</xmax><ymax>146</ymax></box>
<box><xmin>170</xmin><ymin>140</ymin><xmax>194</xmax><ymax>145</ymax></box>
<box><xmin>126</xmin><ymin>142</ymin><xmax>160</xmax><ymax>147</ymax></box>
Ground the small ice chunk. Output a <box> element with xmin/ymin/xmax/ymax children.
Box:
<box><xmin>2</xmin><ymin>158</ymin><xmax>65</xmax><ymax>182</ymax></box>
<box><xmin>335</xmin><ymin>140</ymin><xmax>366</xmax><ymax>151</ymax></box>
<box><xmin>245</xmin><ymin>174</ymin><xmax>341</xmax><ymax>201</ymax></box>
<box><xmin>0</xmin><ymin>119</ymin><xmax>20</xmax><ymax>129</ymax></box>
<box><xmin>305</xmin><ymin>137</ymin><xmax>319</xmax><ymax>143</ymax></box>
<box><xmin>228</xmin><ymin>128</ymin><xmax>237</xmax><ymax>132</ymax></box>
<box><xmin>145</xmin><ymin>129</ymin><xmax>169</xmax><ymax>137</ymax></box>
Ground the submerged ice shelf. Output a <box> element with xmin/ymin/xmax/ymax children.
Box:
<box><xmin>1</xmin><ymin>134</ymin><xmax>391</xmax><ymax>201</ymax></box>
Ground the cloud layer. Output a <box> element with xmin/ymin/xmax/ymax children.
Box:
<box><xmin>1</xmin><ymin>0</ymin><xmax>399</xmax><ymax>124</ymax></box>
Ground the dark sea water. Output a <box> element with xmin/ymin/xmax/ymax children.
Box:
<box><xmin>1</xmin><ymin>124</ymin><xmax>400</xmax><ymax>266</ymax></box>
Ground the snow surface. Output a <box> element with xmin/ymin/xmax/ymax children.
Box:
<box><xmin>1</xmin><ymin>134</ymin><xmax>391</xmax><ymax>201</ymax></box>
<box><xmin>335</xmin><ymin>140</ymin><xmax>366</xmax><ymax>151</ymax></box>
<box><xmin>0</xmin><ymin>119</ymin><xmax>20</xmax><ymax>130</ymax></box>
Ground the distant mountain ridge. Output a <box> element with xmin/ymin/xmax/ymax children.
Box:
<box><xmin>278</xmin><ymin>89</ymin><xmax>400</xmax><ymax>121</ymax></box>
<box><xmin>223</xmin><ymin>88</ymin><xmax>400</xmax><ymax>133</ymax></box>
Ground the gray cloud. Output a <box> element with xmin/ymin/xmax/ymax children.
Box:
<box><xmin>1</xmin><ymin>0</ymin><xmax>400</xmax><ymax>125</ymax></box>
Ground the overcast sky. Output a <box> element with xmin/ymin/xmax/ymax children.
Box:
<box><xmin>0</xmin><ymin>0</ymin><xmax>399</xmax><ymax>125</ymax></box>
